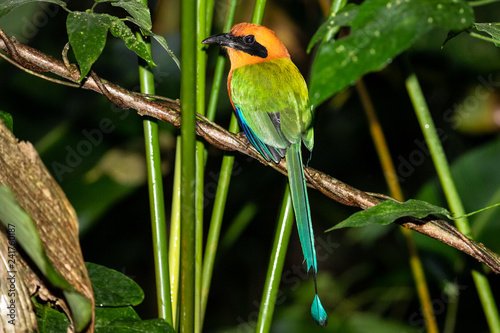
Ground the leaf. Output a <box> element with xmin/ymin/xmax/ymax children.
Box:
<box><xmin>95</xmin><ymin>306</ymin><xmax>140</xmax><ymax>326</ymax></box>
<box><xmin>326</xmin><ymin>199</ymin><xmax>451</xmax><ymax>231</ymax></box>
<box><xmin>94</xmin><ymin>0</ymin><xmax>152</xmax><ymax>30</ymax></box>
<box><xmin>0</xmin><ymin>185</ymin><xmax>92</xmax><ymax>331</ymax></box>
<box><xmin>111</xmin><ymin>0</ymin><xmax>151</xmax><ymax>30</ymax></box>
<box><xmin>309</xmin><ymin>0</ymin><xmax>474</xmax><ymax>107</ymax></box>
<box><xmin>126</xmin><ymin>17</ymin><xmax>180</xmax><ymax>69</ymax></box>
<box><xmin>474</xmin><ymin>22</ymin><xmax>500</xmax><ymax>46</ymax></box>
<box><xmin>33</xmin><ymin>297</ymin><xmax>71</xmax><ymax>333</ymax></box>
<box><xmin>96</xmin><ymin>318</ymin><xmax>176</xmax><ymax>333</ymax></box>
<box><xmin>0</xmin><ymin>0</ymin><xmax>66</xmax><ymax>18</ymax></box>
<box><xmin>86</xmin><ymin>262</ymin><xmax>144</xmax><ymax>307</ymax></box>
<box><xmin>0</xmin><ymin>110</ymin><xmax>13</xmax><ymax>132</ymax></box>
<box><xmin>151</xmin><ymin>34</ymin><xmax>180</xmax><ymax>70</ymax></box>
<box><xmin>108</xmin><ymin>17</ymin><xmax>155</xmax><ymax>66</ymax></box>
<box><xmin>67</xmin><ymin>12</ymin><xmax>113</xmax><ymax>81</ymax></box>
<box><xmin>441</xmin><ymin>29</ymin><xmax>466</xmax><ymax>48</ymax></box>
<box><xmin>307</xmin><ymin>3</ymin><xmax>359</xmax><ymax>53</ymax></box>
<box><xmin>95</xmin><ymin>306</ymin><xmax>176</xmax><ymax>333</ymax></box>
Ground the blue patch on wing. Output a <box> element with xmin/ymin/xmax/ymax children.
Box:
<box><xmin>234</xmin><ymin>104</ymin><xmax>282</xmax><ymax>163</ymax></box>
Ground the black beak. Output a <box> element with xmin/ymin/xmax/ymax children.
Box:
<box><xmin>201</xmin><ymin>33</ymin><xmax>233</xmax><ymax>46</ymax></box>
<box><xmin>202</xmin><ymin>32</ymin><xmax>268</xmax><ymax>58</ymax></box>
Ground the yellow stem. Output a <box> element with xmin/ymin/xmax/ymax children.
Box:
<box><xmin>355</xmin><ymin>79</ymin><xmax>439</xmax><ymax>333</ymax></box>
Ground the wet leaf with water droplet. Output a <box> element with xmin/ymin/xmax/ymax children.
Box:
<box><xmin>309</xmin><ymin>0</ymin><xmax>474</xmax><ymax>107</ymax></box>
<box><xmin>307</xmin><ymin>3</ymin><xmax>359</xmax><ymax>53</ymax></box>
<box><xmin>474</xmin><ymin>22</ymin><xmax>500</xmax><ymax>47</ymax></box>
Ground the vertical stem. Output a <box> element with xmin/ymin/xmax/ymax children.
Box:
<box><xmin>256</xmin><ymin>186</ymin><xmax>294</xmax><ymax>333</ymax></box>
<box><xmin>180</xmin><ymin>0</ymin><xmax>197</xmax><ymax>331</ymax></box>
<box><xmin>205</xmin><ymin>0</ymin><xmax>215</xmax><ymax>36</ymax></box>
<box><xmin>206</xmin><ymin>0</ymin><xmax>239</xmax><ymax>122</ymax></box>
<box><xmin>403</xmin><ymin>54</ymin><xmax>500</xmax><ymax>333</ymax></box>
<box><xmin>136</xmin><ymin>11</ymin><xmax>172</xmax><ymax>324</ymax></box>
<box><xmin>199</xmin><ymin>0</ymin><xmax>241</xmax><ymax>328</ymax></box>
<box><xmin>169</xmin><ymin>137</ymin><xmax>182</xmax><ymax>329</ymax></box>
<box><xmin>200</xmin><ymin>115</ymin><xmax>238</xmax><ymax>324</ymax></box>
<box><xmin>195</xmin><ymin>0</ymin><xmax>207</xmax><ymax>331</ymax></box>
<box><xmin>355</xmin><ymin>79</ymin><xmax>438</xmax><ymax>333</ymax></box>
<box><xmin>251</xmin><ymin>0</ymin><xmax>267</xmax><ymax>24</ymax></box>
<box><xmin>201</xmin><ymin>0</ymin><xmax>266</xmax><ymax>329</ymax></box>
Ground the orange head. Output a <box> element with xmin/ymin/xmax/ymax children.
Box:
<box><xmin>202</xmin><ymin>23</ymin><xmax>290</xmax><ymax>71</ymax></box>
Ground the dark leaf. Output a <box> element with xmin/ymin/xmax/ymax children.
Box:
<box><xmin>0</xmin><ymin>110</ymin><xmax>13</xmax><ymax>132</ymax></box>
<box><xmin>307</xmin><ymin>3</ymin><xmax>359</xmax><ymax>53</ymax></box>
<box><xmin>0</xmin><ymin>0</ymin><xmax>66</xmax><ymax>18</ymax></box>
<box><xmin>86</xmin><ymin>262</ymin><xmax>144</xmax><ymax>307</ymax></box>
<box><xmin>108</xmin><ymin>16</ymin><xmax>155</xmax><ymax>66</ymax></box>
<box><xmin>67</xmin><ymin>12</ymin><xmax>113</xmax><ymax>81</ymax></box>
<box><xmin>326</xmin><ymin>199</ymin><xmax>451</xmax><ymax>231</ymax></box>
<box><xmin>33</xmin><ymin>297</ymin><xmax>71</xmax><ymax>333</ymax></box>
<box><xmin>94</xmin><ymin>0</ymin><xmax>152</xmax><ymax>30</ymax></box>
<box><xmin>309</xmin><ymin>0</ymin><xmax>474</xmax><ymax>107</ymax></box>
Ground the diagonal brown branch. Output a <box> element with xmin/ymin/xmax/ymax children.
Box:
<box><xmin>1</xmin><ymin>29</ymin><xmax>499</xmax><ymax>274</ymax></box>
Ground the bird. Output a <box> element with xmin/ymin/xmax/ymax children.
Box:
<box><xmin>202</xmin><ymin>23</ymin><xmax>327</xmax><ymax>326</ymax></box>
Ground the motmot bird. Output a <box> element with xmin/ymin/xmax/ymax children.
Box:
<box><xmin>202</xmin><ymin>23</ymin><xmax>327</xmax><ymax>326</ymax></box>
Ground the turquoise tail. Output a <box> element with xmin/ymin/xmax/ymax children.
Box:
<box><xmin>286</xmin><ymin>144</ymin><xmax>328</xmax><ymax>326</ymax></box>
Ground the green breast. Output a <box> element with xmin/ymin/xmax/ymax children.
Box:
<box><xmin>231</xmin><ymin>58</ymin><xmax>313</xmax><ymax>150</ymax></box>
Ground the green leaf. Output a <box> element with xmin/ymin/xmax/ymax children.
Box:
<box><xmin>0</xmin><ymin>0</ymin><xmax>66</xmax><ymax>18</ymax></box>
<box><xmin>474</xmin><ymin>22</ymin><xmax>500</xmax><ymax>46</ymax></box>
<box><xmin>126</xmin><ymin>17</ymin><xmax>180</xmax><ymax>69</ymax></box>
<box><xmin>33</xmin><ymin>297</ymin><xmax>71</xmax><ymax>333</ymax></box>
<box><xmin>307</xmin><ymin>3</ymin><xmax>359</xmax><ymax>53</ymax></box>
<box><xmin>0</xmin><ymin>110</ymin><xmax>13</xmax><ymax>132</ymax></box>
<box><xmin>86</xmin><ymin>262</ymin><xmax>144</xmax><ymax>306</ymax></box>
<box><xmin>67</xmin><ymin>12</ymin><xmax>113</xmax><ymax>81</ymax></box>
<box><xmin>326</xmin><ymin>199</ymin><xmax>451</xmax><ymax>231</ymax></box>
<box><xmin>95</xmin><ymin>306</ymin><xmax>140</xmax><ymax>326</ymax></box>
<box><xmin>108</xmin><ymin>17</ymin><xmax>155</xmax><ymax>66</ymax></box>
<box><xmin>112</xmin><ymin>0</ymin><xmax>151</xmax><ymax>30</ymax></box>
<box><xmin>96</xmin><ymin>318</ymin><xmax>175</xmax><ymax>333</ymax></box>
<box><xmin>94</xmin><ymin>0</ymin><xmax>152</xmax><ymax>30</ymax></box>
<box><xmin>309</xmin><ymin>0</ymin><xmax>474</xmax><ymax>107</ymax></box>
<box><xmin>0</xmin><ymin>185</ymin><xmax>92</xmax><ymax>331</ymax></box>
<box><xmin>441</xmin><ymin>30</ymin><xmax>466</xmax><ymax>48</ymax></box>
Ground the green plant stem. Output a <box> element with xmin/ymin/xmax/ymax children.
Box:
<box><xmin>251</xmin><ymin>0</ymin><xmax>267</xmax><ymax>25</ymax></box>
<box><xmin>200</xmin><ymin>116</ymin><xmax>238</xmax><ymax>322</ymax></box>
<box><xmin>180</xmin><ymin>0</ymin><xmax>197</xmax><ymax>331</ymax></box>
<box><xmin>403</xmin><ymin>55</ymin><xmax>500</xmax><ymax>333</ymax></box>
<box><xmin>323</xmin><ymin>0</ymin><xmax>348</xmax><ymax>41</ymax></box>
<box><xmin>355</xmin><ymin>79</ymin><xmax>438</xmax><ymax>333</ymax></box>
<box><xmin>205</xmin><ymin>0</ymin><xmax>215</xmax><ymax>36</ymax></box>
<box><xmin>469</xmin><ymin>32</ymin><xmax>500</xmax><ymax>46</ymax></box>
<box><xmin>256</xmin><ymin>186</ymin><xmax>294</xmax><ymax>333</ymax></box>
<box><xmin>469</xmin><ymin>0</ymin><xmax>500</xmax><ymax>7</ymax></box>
<box><xmin>206</xmin><ymin>0</ymin><xmax>238</xmax><ymax>122</ymax></box>
<box><xmin>199</xmin><ymin>0</ymin><xmax>240</xmax><ymax>328</ymax></box>
<box><xmin>195</xmin><ymin>0</ymin><xmax>207</xmax><ymax>330</ymax></box>
<box><xmin>201</xmin><ymin>0</ymin><xmax>266</xmax><ymax>329</ymax></box>
<box><xmin>169</xmin><ymin>137</ymin><xmax>182</xmax><ymax>330</ymax></box>
<box><xmin>136</xmin><ymin>23</ymin><xmax>172</xmax><ymax>324</ymax></box>
<box><xmin>220</xmin><ymin>202</ymin><xmax>258</xmax><ymax>251</ymax></box>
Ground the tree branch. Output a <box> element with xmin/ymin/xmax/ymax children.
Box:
<box><xmin>1</xmin><ymin>29</ymin><xmax>499</xmax><ymax>274</ymax></box>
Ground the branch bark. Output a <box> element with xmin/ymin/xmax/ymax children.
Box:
<box><xmin>1</xmin><ymin>29</ymin><xmax>499</xmax><ymax>274</ymax></box>
<box><xmin>0</xmin><ymin>120</ymin><xmax>94</xmax><ymax>332</ymax></box>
